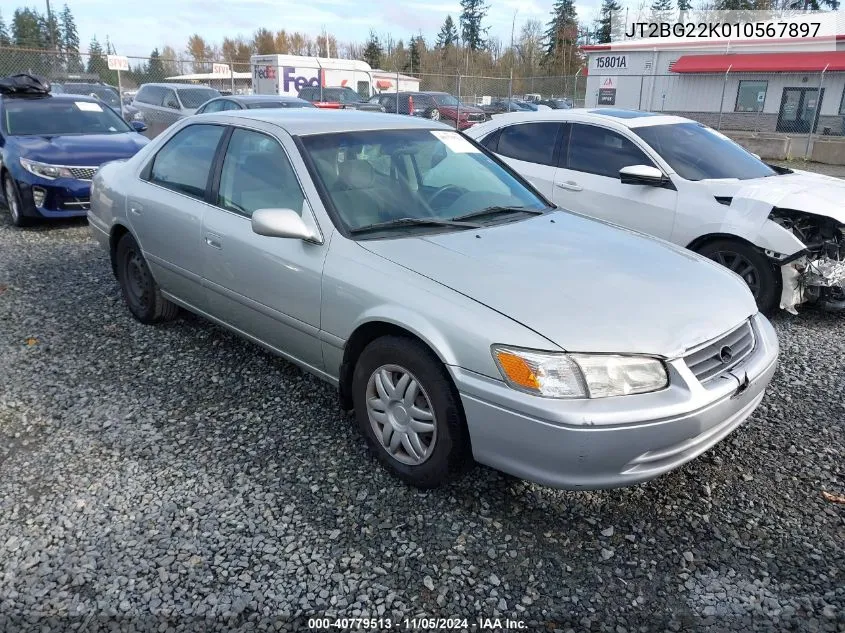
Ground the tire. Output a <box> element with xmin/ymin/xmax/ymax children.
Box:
<box><xmin>352</xmin><ymin>335</ymin><xmax>471</xmax><ymax>488</ymax></box>
<box><xmin>426</xmin><ymin>108</ymin><xmax>441</xmax><ymax>121</ymax></box>
<box><xmin>3</xmin><ymin>173</ymin><xmax>31</xmax><ymax>227</ymax></box>
<box><xmin>696</xmin><ymin>239</ymin><xmax>779</xmax><ymax>314</ymax></box>
<box><xmin>115</xmin><ymin>232</ymin><xmax>179</xmax><ymax>324</ymax></box>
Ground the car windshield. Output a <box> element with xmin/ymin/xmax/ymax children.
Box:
<box><xmin>634</xmin><ymin>122</ymin><xmax>776</xmax><ymax>181</ymax></box>
<box><xmin>431</xmin><ymin>94</ymin><xmax>460</xmax><ymax>107</ymax></box>
<box><xmin>301</xmin><ymin>128</ymin><xmax>548</xmax><ymax>236</ymax></box>
<box><xmin>177</xmin><ymin>88</ymin><xmax>221</xmax><ymax>108</ymax></box>
<box><xmin>3</xmin><ymin>98</ymin><xmax>132</xmax><ymax>136</ymax></box>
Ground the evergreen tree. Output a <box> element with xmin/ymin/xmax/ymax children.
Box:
<box><xmin>60</xmin><ymin>4</ymin><xmax>83</xmax><ymax>72</ymax></box>
<box><xmin>406</xmin><ymin>36</ymin><xmax>421</xmax><ymax>73</ymax></box>
<box><xmin>12</xmin><ymin>8</ymin><xmax>43</xmax><ymax>48</ymax></box>
<box><xmin>148</xmin><ymin>48</ymin><xmax>165</xmax><ymax>81</ymax></box>
<box><xmin>677</xmin><ymin>0</ymin><xmax>692</xmax><ymax>11</ymax></box>
<box><xmin>459</xmin><ymin>0</ymin><xmax>488</xmax><ymax>51</ymax></box>
<box><xmin>361</xmin><ymin>30</ymin><xmax>382</xmax><ymax>69</ymax></box>
<box><xmin>0</xmin><ymin>11</ymin><xmax>10</xmax><ymax>47</ymax></box>
<box><xmin>544</xmin><ymin>0</ymin><xmax>578</xmax><ymax>72</ymax></box>
<box><xmin>650</xmin><ymin>0</ymin><xmax>674</xmax><ymax>21</ymax></box>
<box><xmin>87</xmin><ymin>36</ymin><xmax>108</xmax><ymax>79</ymax></box>
<box><xmin>436</xmin><ymin>16</ymin><xmax>459</xmax><ymax>49</ymax></box>
<box><xmin>595</xmin><ymin>0</ymin><xmax>622</xmax><ymax>44</ymax></box>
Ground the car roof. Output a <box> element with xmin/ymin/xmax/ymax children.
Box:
<box><xmin>207</xmin><ymin>109</ymin><xmax>452</xmax><ymax>135</ymax></box>
<box><xmin>140</xmin><ymin>83</ymin><xmax>217</xmax><ymax>89</ymax></box>
<box><xmin>466</xmin><ymin>108</ymin><xmax>691</xmax><ymax>130</ymax></box>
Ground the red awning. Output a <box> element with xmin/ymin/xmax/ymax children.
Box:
<box><xmin>671</xmin><ymin>51</ymin><xmax>845</xmax><ymax>73</ymax></box>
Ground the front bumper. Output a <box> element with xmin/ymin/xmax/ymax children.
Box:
<box><xmin>15</xmin><ymin>176</ymin><xmax>91</xmax><ymax>219</ymax></box>
<box><xmin>453</xmin><ymin>313</ymin><xmax>779</xmax><ymax>490</ymax></box>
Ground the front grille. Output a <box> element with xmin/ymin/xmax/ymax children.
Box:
<box><xmin>684</xmin><ymin>320</ymin><xmax>755</xmax><ymax>384</ymax></box>
<box><xmin>69</xmin><ymin>166</ymin><xmax>98</xmax><ymax>181</ymax></box>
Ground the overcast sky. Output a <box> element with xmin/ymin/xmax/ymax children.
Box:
<box><xmin>49</xmin><ymin>0</ymin><xmax>604</xmax><ymax>58</ymax></box>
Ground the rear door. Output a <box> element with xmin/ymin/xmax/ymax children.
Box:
<box><xmin>128</xmin><ymin>123</ymin><xmax>227</xmax><ymax>311</ymax></box>
<box><xmin>201</xmin><ymin>125</ymin><xmax>326</xmax><ymax>369</ymax></box>
<box><xmin>556</xmin><ymin>123</ymin><xmax>677</xmax><ymax>239</ymax></box>
<box><xmin>484</xmin><ymin>121</ymin><xmax>564</xmax><ymax>200</ymax></box>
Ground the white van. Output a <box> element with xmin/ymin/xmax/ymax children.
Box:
<box><xmin>251</xmin><ymin>55</ymin><xmax>374</xmax><ymax>99</ymax></box>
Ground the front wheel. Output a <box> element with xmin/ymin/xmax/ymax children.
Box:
<box><xmin>352</xmin><ymin>336</ymin><xmax>471</xmax><ymax>488</ymax></box>
<box><xmin>115</xmin><ymin>232</ymin><xmax>180</xmax><ymax>324</ymax></box>
<box><xmin>696</xmin><ymin>239</ymin><xmax>779</xmax><ymax>314</ymax></box>
<box><xmin>3</xmin><ymin>174</ymin><xmax>30</xmax><ymax>227</ymax></box>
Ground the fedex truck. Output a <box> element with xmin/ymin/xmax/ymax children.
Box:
<box><xmin>250</xmin><ymin>54</ymin><xmax>375</xmax><ymax>98</ymax></box>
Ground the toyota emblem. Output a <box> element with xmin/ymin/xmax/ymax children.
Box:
<box><xmin>718</xmin><ymin>345</ymin><xmax>734</xmax><ymax>364</ymax></box>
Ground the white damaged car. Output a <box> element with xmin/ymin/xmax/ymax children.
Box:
<box><xmin>466</xmin><ymin>109</ymin><xmax>845</xmax><ymax>313</ymax></box>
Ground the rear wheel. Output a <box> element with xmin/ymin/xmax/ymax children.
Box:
<box><xmin>3</xmin><ymin>174</ymin><xmax>30</xmax><ymax>227</ymax></box>
<box><xmin>352</xmin><ymin>336</ymin><xmax>471</xmax><ymax>488</ymax></box>
<box><xmin>115</xmin><ymin>233</ymin><xmax>179</xmax><ymax>324</ymax></box>
<box><xmin>696</xmin><ymin>239</ymin><xmax>779</xmax><ymax>314</ymax></box>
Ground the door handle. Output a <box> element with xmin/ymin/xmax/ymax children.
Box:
<box><xmin>129</xmin><ymin>204</ymin><xmax>143</xmax><ymax>215</ymax></box>
<box><xmin>205</xmin><ymin>233</ymin><xmax>223</xmax><ymax>249</ymax></box>
<box><xmin>556</xmin><ymin>181</ymin><xmax>582</xmax><ymax>192</ymax></box>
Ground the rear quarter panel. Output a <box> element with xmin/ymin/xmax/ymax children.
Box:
<box><xmin>88</xmin><ymin>161</ymin><xmax>129</xmax><ymax>249</ymax></box>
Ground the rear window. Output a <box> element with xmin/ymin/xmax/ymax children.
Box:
<box><xmin>177</xmin><ymin>88</ymin><xmax>221</xmax><ymax>109</ymax></box>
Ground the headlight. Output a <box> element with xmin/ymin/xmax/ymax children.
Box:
<box><xmin>20</xmin><ymin>158</ymin><xmax>73</xmax><ymax>180</ymax></box>
<box><xmin>492</xmin><ymin>346</ymin><xmax>668</xmax><ymax>399</ymax></box>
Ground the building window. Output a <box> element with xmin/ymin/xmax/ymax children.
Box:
<box><xmin>735</xmin><ymin>80</ymin><xmax>767</xmax><ymax>112</ymax></box>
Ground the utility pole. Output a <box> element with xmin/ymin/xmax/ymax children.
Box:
<box><xmin>45</xmin><ymin>0</ymin><xmax>55</xmax><ymax>49</ymax></box>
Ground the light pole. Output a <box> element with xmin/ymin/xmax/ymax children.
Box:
<box><xmin>508</xmin><ymin>9</ymin><xmax>518</xmax><ymax>109</ymax></box>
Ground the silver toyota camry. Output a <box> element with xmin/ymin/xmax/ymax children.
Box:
<box><xmin>88</xmin><ymin>109</ymin><xmax>779</xmax><ymax>490</ymax></box>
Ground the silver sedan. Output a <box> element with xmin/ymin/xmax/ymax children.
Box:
<box><xmin>88</xmin><ymin>110</ymin><xmax>778</xmax><ymax>489</ymax></box>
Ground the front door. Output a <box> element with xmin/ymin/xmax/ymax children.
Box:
<box><xmin>555</xmin><ymin>123</ymin><xmax>677</xmax><ymax>240</ymax></box>
<box><xmin>777</xmin><ymin>87</ymin><xmax>825</xmax><ymax>133</ymax></box>
<box><xmin>201</xmin><ymin>126</ymin><xmax>326</xmax><ymax>371</ymax></box>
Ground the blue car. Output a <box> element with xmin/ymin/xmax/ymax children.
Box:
<box><xmin>0</xmin><ymin>78</ymin><xmax>149</xmax><ymax>226</ymax></box>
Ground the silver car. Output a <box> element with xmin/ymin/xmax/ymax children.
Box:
<box><xmin>88</xmin><ymin>110</ymin><xmax>778</xmax><ymax>490</ymax></box>
<box><xmin>131</xmin><ymin>83</ymin><xmax>221</xmax><ymax>138</ymax></box>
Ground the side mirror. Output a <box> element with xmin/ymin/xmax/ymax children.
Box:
<box><xmin>251</xmin><ymin>208</ymin><xmax>318</xmax><ymax>241</ymax></box>
<box><xmin>131</xmin><ymin>120</ymin><xmax>148</xmax><ymax>133</ymax></box>
<box><xmin>619</xmin><ymin>165</ymin><xmax>667</xmax><ymax>187</ymax></box>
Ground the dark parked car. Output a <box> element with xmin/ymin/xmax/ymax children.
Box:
<box><xmin>480</xmin><ymin>99</ymin><xmax>538</xmax><ymax>116</ymax></box>
<box><xmin>0</xmin><ymin>74</ymin><xmax>148</xmax><ymax>226</ymax></box>
<box><xmin>377</xmin><ymin>92</ymin><xmax>486</xmax><ymax>129</ymax></box>
<box><xmin>298</xmin><ymin>86</ymin><xmax>384</xmax><ymax>111</ymax></box>
<box><xmin>196</xmin><ymin>95</ymin><xmax>317</xmax><ymax>114</ymax></box>
<box><xmin>537</xmin><ymin>98</ymin><xmax>573</xmax><ymax>109</ymax></box>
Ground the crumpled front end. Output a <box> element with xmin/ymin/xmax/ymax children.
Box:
<box><xmin>771</xmin><ymin>209</ymin><xmax>845</xmax><ymax>313</ymax></box>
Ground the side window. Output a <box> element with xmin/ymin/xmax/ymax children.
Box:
<box><xmin>134</xmin><ymin>86</ymin><xmax>149</xmax><ymax>103</ymax></box>
<box><xmin>200</xmin><ymin>100</ymin><xmax>224</xmax><ymax>114</ymax></box>
<box><xmin>148</xmin><ymin>124</ymin><xmax>225</xmax><ymax>199</ymax></box>
<box><xmin>496</xmin><ymin>122</ymin><xmax>560</xmax><ymax>166</ymax></box>
<box><xmin>162</xmin><ymin>90</ymin><xmax>180</xmax><ymax>110</ymax></box>
<box><xmin>217</xmin><ymin>128</ymin><xmax>305</xmax><ymax>218</ymax></box>
<box><xmin>222</xmin><ymin>100</ymin><xmax>241</xmax><ymax>111</ymax></box>
<box><xmin>141</xmin><ymin>86</ymin><xmax>165</xmax><ymax>106</ymax></box>
<box><xmin>480</xmin><ymin>129</ymin><xmax>501</xmax><ymax>152</ymax></box>
<box><xmin>567</xmin><ymin>124</ymin><xmax>656</xmax><ymax>178</ymax></box>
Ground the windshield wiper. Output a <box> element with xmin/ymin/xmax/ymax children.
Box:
<box><xmin>450</xmin><ymin>205</ymin><xmax>549</xmax><ymax>223</ymax></box>
<box><xmin>349</xmin><ymin>217</ymin><xmax>482</xmax><ymax>235</ymax></box>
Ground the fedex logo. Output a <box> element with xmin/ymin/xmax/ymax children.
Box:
<box><xmin>253</xmin><ymin>65</ymin><xmax>276</xmax><ymax>80</ymax></box>
<box><xmin>282</xmin><ymin>67</ymin><xmax>322</xmax><ymax>92</ymax></box>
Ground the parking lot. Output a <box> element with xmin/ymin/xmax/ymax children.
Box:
<box><xmin>0</xmin><ymin>168</ymin><xmax>843</xmax><ymax>632</ymax></box>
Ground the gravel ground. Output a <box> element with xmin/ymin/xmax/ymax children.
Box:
<box><xmin>0</xmin><ymin>194</ymin><xmax>843</xmax><ymax>632</ymax></box>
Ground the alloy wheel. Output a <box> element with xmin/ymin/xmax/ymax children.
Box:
<box><xmin>708</xmin><ymin>250</ymin><xmax>761</xmax><ymax>298</ymax></box>
<box><xmin>365</xmin><ymin>364</ymin><xmax>437</xmax><ymax>466</ymax></box>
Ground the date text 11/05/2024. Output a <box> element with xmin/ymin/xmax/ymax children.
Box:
<box><xmin>308</xmin><ymin>617</ymin><xmax>528</xmax><ymax>630</ymax></box>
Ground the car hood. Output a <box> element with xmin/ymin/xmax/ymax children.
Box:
<box><xmin>13</xmin><ymin>133</ymin><xmax>148</xmax><ymax>165</ymax></box>
<box><xmin>359</xmin><ymin>212</ymin><xmax>757</xmax><ymax>358</ymax></box>
<box><xmin>439</xmin><ymin>104</ymin><xmax>484</xmax><ymax>116</ymax></box>
<box><xmin>700</xmin><ymin>172</ymin><xmax>845</xmax><ymax>225</ymax></box>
